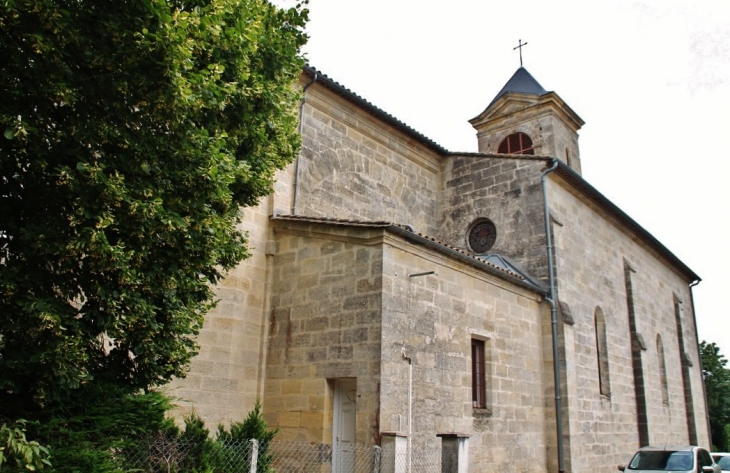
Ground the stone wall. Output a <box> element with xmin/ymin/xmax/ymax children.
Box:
<box><xmin>263</xmin><ymin>220</ymin><xmax>384</xmax><ymax>444</ymax></box>
<box><xmin>379</xmin><ymin>234</ymin><xmax>549</xmax><ymax>472</ymax></box>
<box><xmin>165</xmin><ymin>68</ymin><xmax>446</xmax><ymax>427</ymax></box>
<box><xmin>261</xmin><ymin>217</ymin><xmax>553</xmax><ymax>470</ymax></box>
<box><xmin>296</xmin><ymin>82</ymin><xmax>442</xmax><ymax>236</ymax></box>
<box><xmin>439</xmin><ymin>154</ymin><xmax>549</xmax><ymax>281</ymax></box>
<box><xmin>438</xmin><ymin>152</ymin><xmax>709</xmax><ymax>471</ymax></box>
<box><xmin>548</xmin><ymin>174</ymin><xmax>708</xmax><ymax>471</ymax></box>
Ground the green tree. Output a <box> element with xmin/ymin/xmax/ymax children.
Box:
<box><xmin>701</xmin><ymin>341</ymin><xmax>730</xmax><ymax>451</ymax></box>
<box><xmin>0</xmin><ymin>0</ymin><xmax>307</xmax><ymax>410</ymax></box>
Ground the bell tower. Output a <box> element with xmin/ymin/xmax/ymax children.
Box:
<box><xmin>469</xmin><ymin>67</ymin><xmax>585</xmax><ymax>174</ymax></box>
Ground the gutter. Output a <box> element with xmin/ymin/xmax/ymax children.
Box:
<box><xmin>689</xmin><ymin>279</ymin><xmax>712</xmax><ymax>447</ymax></box>
<box><xmin>541</xmin><ymin>159</ymin><xmax>566</xmax><ymax>473</ymax></box>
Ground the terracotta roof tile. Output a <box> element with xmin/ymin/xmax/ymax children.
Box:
<box><xmin>272</xmin><ymin>214</ymin><xmax>531</xmax><ymax>284</ymax></box>
<box><xmin>304</xmin><ymin>65</ymin><xmax>449</xmax><ymax>155</ymax></box>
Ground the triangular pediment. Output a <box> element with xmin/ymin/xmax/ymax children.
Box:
<box><xmin>470</xmin><ymin>90</ymin><xmax>584</xmax><ymax>132</ymax></box>
<box><xmin>469</xmin><ymin>92</ymin><xmax>542</xmax><ymax>126</ymax></box>
<box><xmin>469</xmin><ymin>66</ymin><xmax>586</xmax><ymax>130</ymax></box>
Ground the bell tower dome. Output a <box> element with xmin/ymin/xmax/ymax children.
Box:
<box><xmin>470</xmin><ymin>67</ymin><xmax>585</xmax><ymax>174</ymax></box>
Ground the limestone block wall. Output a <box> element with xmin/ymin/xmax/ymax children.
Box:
<box><xmin>167</xmin><ymin>168</ymin><xmax>291</xmax><ymax>425</ymax></box>
<box><xmin>379</xmin><ymin>234</ymin><xmax>550</xmax><ymax>472</ymax></box>
<box><xmin>263</xmin><ymin>221</ymin><xmax>384</xmax><ymax>444</ymax></box>
<box><xmin>296</xmin><ymin>82</ymin><xmax>441</xmax><ymax>236</ymax></box>
<box><xmin>548</xmin><ymin>176</ymin><xmax>707</xmax><ymax>472</ymax></box>
<box><xmin>439</xmin><ymin>155</ymin><xmax>549</xmax><ymax>280</ymax></box>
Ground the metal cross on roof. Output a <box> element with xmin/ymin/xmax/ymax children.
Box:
<box><xmin>513</xmin><ymin>39</ymin><xmax>528</xmax><ymax>67</ymax></box>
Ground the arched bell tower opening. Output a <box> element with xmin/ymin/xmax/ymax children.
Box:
<box><xmin>497</xmin><ymin>132</ymin><xmax>535</xmax><ymax>155</ymax></box>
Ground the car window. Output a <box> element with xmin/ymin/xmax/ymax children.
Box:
<box><xmin>715</xmin><ymin>456</ymin><xmax>730</xmax><ymax>469</ymax></box>
<box><xmin>629</xmin><ymin>451</ymin><xmax>693</xmax><ymax>471</ymax></box>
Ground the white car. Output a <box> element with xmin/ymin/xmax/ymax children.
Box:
<box><xmin>619</xmin><ymin>446</ymin><xmax>721</xmax><ymax>473</ymax></box>
<box><xmin>712</xmin><ymin>453</ymin><xmax>730</xmax><ymax>472</ymax></box>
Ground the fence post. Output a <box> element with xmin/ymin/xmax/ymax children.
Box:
<box><xmin>372</xmin><ymin>445</ymin><xmax>382</xmax><ymax>473</ymax></box>
<box><xmin>436</xmin><ymin>433</ymin><xmax>470</xmax><ymax>473</ymax></box>
<box><xmin>380</xmin><ymin>432</ymin><xmax>408</xmax><ymax>473</ymax></box>
<box><xmin>249</xmin><ymin>439</ymin><xmax>259</xmax><ymax>473</ymax></box>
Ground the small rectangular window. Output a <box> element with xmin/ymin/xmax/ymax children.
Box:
<box><xmin>472</xmin><ymin>339</ymin><xmax>486</xmax><ymax>408</ymax></box>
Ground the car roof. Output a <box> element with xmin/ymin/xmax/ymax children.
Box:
<box><xmin>639</xmin><ymin>446</ymin><xmax>699</xmax><ymax>452</ymax></box>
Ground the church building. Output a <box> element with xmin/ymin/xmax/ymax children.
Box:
<box><xmin>170</xmin><ymin>64</ymin><xmax>709</xmax><ymax>472</ymax></box>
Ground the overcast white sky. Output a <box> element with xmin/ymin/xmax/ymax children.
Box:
<box><xmin>275</xmin><ymin>0</ymin><xmax>730</xmax><ymax>359</ymax></box>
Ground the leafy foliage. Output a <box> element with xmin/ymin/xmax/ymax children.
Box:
<box><xmin>0</xmin><ymin>0</ymin><xmax>307</xmax><ymax>408</ymax></box>
<box><xmin>116</xmin><ymin>401</ymin><xmax>278</xmax><ymax>473</ymax></box>
<box><xmin>16</xmin><ymin>383</ymin><xmax>172</xmax><ymax>472</ymax></box>
<box><xmin>0</xmin><ymin>420</ymin><xmax>51</xmax><ymax>471</ymax></box>
<box><xmin>701</xmin><ymin>341</ymin><xmax>730</xmax><ymax>451</ymax></box>
<box><xmin>217</xmin><ymin>400</ymin><xmax>277</xmax><ymax>472</ymax></box>
<box><xmin>156</xmin><ymin>412</ymin><xmax>219</xmax><ymax>473</ymax></box>
<box><xmin>2</xmin><ymin>388</ymin><xmax>279</xmax><ymax>472</ymax></box>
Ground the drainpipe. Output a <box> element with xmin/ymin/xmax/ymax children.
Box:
<box><xmin>291</xmin><ymin>72</ymin><xmax>318</xmax><ymax>215</ymax></box>
<box><xmin>541</xmin><ymin>159</ymin><xmax>565</xmax><ymax>473</ymax></box>
<box><xmin>402</xmin><ymin>348</ymin><xmax>412</xmax><ymax>473</ymax></box>
<box><xmin>689</xmin><ymin>279</ymin><xmax>712</xmax><ymax>446</ymax></box>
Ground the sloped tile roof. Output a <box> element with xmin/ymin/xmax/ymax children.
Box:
<box><xmin>303</xmin><ymin>65</ymin><xmax>449</xmax><ymax>155</ymax></box>
<box><xmin>272</xmin><ymin>214</ymin><xmax>547</xmax><ymax>294</ymax></box>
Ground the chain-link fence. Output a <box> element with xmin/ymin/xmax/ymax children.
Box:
<box><xmin>119</xmin><ymin>436</ymin><xmax>456</xmax><ymax>472</ymax></box>
<box><xmin>117</xmin><ymin>432</ymin><xmax>254</xmax><ymax>472</ymax></box>
<box><xmin>379</xmin><ymin>442</ymin><xmax>458</xmax><ymax>473</ymax></box>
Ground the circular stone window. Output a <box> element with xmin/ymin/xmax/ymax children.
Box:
<box><xmin>467</xmin><ymin>219</ymin><xmax>497</xmax><ymax>254</ymax></box>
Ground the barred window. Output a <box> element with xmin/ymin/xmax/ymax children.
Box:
<box><xmin>498</xmin><ymin>132</ymin><xmax>534</xmax><ymax>155</ymax></box>
<box><xmin>472</xmin><ymin>339</ymin><xmax>486</xmax><ymax>408</ymax></box>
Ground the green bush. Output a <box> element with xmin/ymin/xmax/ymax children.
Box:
<box><xmin>120</xmin><ymin>400</ymin><xmax>277</xmax><ymax>473</ymax></box>
<box><xmin>217</xmin><ymin>400</ymin><xmax>277</xmax><ymax>473</ymax></box>
<box><xmin>2</xmin><ymin>385</ymin><xmax>277</xmax><ymax>472</ymax></box>
<box><xmin>12</xmin><ymin>383</ymin><xmax>171</xmax><ymax>473</ymax></box>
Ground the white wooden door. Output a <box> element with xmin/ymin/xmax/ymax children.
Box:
<box><xmin>333</xmin><ymin>378</ymin><xmax>356</xmax><ymax>472</ymax></box>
